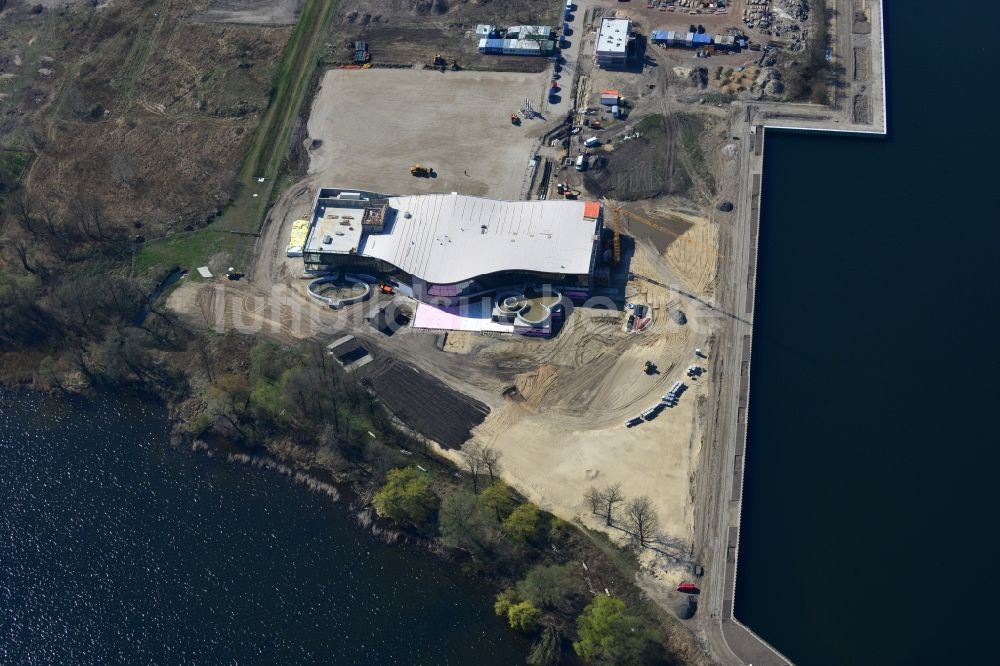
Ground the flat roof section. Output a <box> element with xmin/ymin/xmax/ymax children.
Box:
<box><xmin>412</xmin><ymin>301</ymin><xmax>514</xmax><ymax>334</ymax></box>
<box><xmin>360</xmin><ymin>193</ymin><xmax>601</xmax><ymax>285</ymax></box>
<box><xmin>305</xmin><ymin>205</ymin><xmax>365</xmax><ymax>254</ymax></box>
<box><xmin>596</xmin><ymin>17</ymin><xmax>631</xmax><ymax>56</ymax></box>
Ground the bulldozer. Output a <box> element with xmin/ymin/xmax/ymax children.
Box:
<box><xmin>410</xmin><ymin>164</ymin><xmax>434</xmax><ymax>177</ymax></box>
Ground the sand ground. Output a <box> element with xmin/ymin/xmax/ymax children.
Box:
<box><xmin>305</xmin><ymin>68</ymin><xmax>551</xmax><ymax>200</ymax></box>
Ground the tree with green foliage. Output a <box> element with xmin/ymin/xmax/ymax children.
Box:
<box><xmin>372</xmin><ymin>466</ymin><xmax>437</xmax><ymax>527</ymax></box>
<box><xmin>527</xmin><ymin>625</ymin><xmax>563</xmax><ymax>666</ymax></box>
<box><xmin>506</xmin><ymin>600</ymin><xmax>541</xmax><ymax>634</ymax></box>
<box><xmin>574</xmin><ymin>595</ymin><xmax>663</xmax><ymax>665</ymax></box>
<box><xmin>480</xmin><ymin>480</ymin><xmax>515</xmax><ymax>524</ymax></box>
<box><xmin>517</xmin><ymin>563</ymin><xmax>587</xmax><ymax>615</ymax></box>
<box><xmin>439</xmin><ymin>488</ymin><xmax>497</xmax><ymax>555</ymax></box>
<box><xmin>494</xmin><ymin>588</ymin><xmax>518</xmax><ymax>618</ymax></box>
<box><xmin>503</xmin><ymin>502</ymin><xmax>545</xmax><ymax>544</ymax></box>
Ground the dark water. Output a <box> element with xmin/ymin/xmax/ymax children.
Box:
<box><xmin>736</xmin><ymin>2</ymin><xmax>1000</xmax><ymax>664</ymax></box>
<box><xmin>0</xmin><ymin>390</ymin><xmax>527</xmax><ymax>664</ymax></box>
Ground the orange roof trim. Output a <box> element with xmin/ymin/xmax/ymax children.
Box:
<box><xmin>583</xmin><ymin>201</ymin><xmax>601</xmax><ymax>219</ymax></box>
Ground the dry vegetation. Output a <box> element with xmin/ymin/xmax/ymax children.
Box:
<box><xmin>1</xmin><ymin>1</ymin><xmax>289</xmax><ymax>230</ymax></box>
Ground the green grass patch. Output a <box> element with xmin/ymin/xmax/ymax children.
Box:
<box><xmin>575</xmin><ymin>521</ymin><xmax>641</xmax><ymax>576</ymax></box>
<box><xmin>676</xmin><ymin>113</ymin><xmax>716</xmax><ymax>195</ymax></box>
<box><xmin>134</xmin><ymin>228</ymin><xmax>229</xmax><ymax>277</ymax></box>
<box><xmin>634</xmin><ymin>114</ymin><xmax>668</xmax><ymax>143</ymax></box>
<box><xmin>0</xmin><ymin>149</ymin><xmax>30</xmax><ymax>191</ymax></box>
<box><xmin>0</xmin><ymin>149</ymin><xmax>30</xmax><ymax>214</ymax></box>
<box><xmin>249</xmin><ymin>342</ymin><xmax>304</xmax><ymax>417</ymax></box>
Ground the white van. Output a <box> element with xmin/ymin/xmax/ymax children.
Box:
<box><xmin>575</xmin><ymin>154</ymin><xmax>586</xmax><ymax>171</ymax></box>
<box><xmin>584</xmin><ymin>136</ymin><xmax>601</xmax><ymax>148</ymax></box>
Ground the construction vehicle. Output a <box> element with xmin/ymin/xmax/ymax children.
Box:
<box><xmin>432</xmin><ymin>53</ymin><xmax>447</xmax><ymax>71</ymax></box>
<box><xmin>511</xmin><ymin>113</ymin><xmax>521</xmax><ymax>126</ymax></box>
<box><xmin>644</xmin><ymin>360</ymin><xmax>657</xmax><ymax>375</ymax></box>
<box><xmin>378</xmin><ymin>283</ymin><xmax>395</xmax><ymax>295</ymax></box>
<box><xmin>555</xmin><ymin>183</ymin><xmax>580</xmax><ymax>199</ymax></box>
<box><xmin>410</xmin><ymin>164</ymin><xmax>434</xmax><ymax>177</ymax></box>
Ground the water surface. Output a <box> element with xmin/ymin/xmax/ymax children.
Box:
<box><xmin>736</xmin><ymin>2</ymin><xmax>1000</xmax><ymax>663</ymax></box>
<box><xmin>0</xmin><ymin>390</ymin><xmax>527</xmax><ymax>664</ymax></box>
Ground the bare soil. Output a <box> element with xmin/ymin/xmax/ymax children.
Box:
<box><xmin>360</xmin><ymin>357</ymin><xmax>490</xmax><ymax>449</ymax></box>
<box><xmin>328</xmin><ymin>0</ymin><xmax>560</xmax><ymax>71</ymax></box>
<box><xmin>192</xmin><ymin>0</ymin><xmax>304</xmax><ymax>25</ymax></box>
<box><xmin>306</xmin><ymin>68</ymin><xmax>550</xmax><ymax>199</ymax></box>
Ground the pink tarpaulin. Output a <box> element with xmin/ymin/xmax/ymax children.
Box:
<box><xmin>412</xmin><ymin>302</ymin><xmax>514</xmax><ymax>333</ymax></box>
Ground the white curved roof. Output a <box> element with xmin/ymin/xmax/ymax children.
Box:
<box><xmin>360</xmin><ymin>193</ymin><xmax>601</xmax><ymax>285</ymax></box>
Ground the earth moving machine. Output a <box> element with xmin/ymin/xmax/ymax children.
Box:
<box><xmin>511</xmin><ymin>113</ymin><xmax>521</xmax><ymax>125</ymax></box>
<box><xmin>644</xmin><ymin>360</ymin><xmax>657</xmax><ymax>375</ymax></box>
<box><xmin>556</xmin><ymin>183</ymin><xmax>580</xmax><ymax>199</ymax></box>
<box><xmin>410</xmin><ymin>164</ymin><xmax>434</xmax><ymax>177</ymax></box>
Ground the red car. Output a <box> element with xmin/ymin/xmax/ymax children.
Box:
<box><xmin>677</xmin><ymin>582</ymin><xmax>700</xmax><ymax>594</ymax></box>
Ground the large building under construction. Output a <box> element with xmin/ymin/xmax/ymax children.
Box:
<box><xmin>299</xmin><ymin>188</ymin><xmax>606</xmax><ymax>305</ymax></box>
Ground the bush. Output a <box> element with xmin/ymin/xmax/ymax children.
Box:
<box><xmin>574</xmin><ymin>595</ymin><xmax>663</xmax><ymax>665</ymax></box>
<box><xmin>506</xmin><ymin>601</ymin><xmax>541</xmax><ymax>634</ymax></box>
<box><xmin>503</xmin><ymin>503</ymin><xmax>545</xmax><ymax>544</ymax></box>
<box><xmin>480</xmin><ymin>480</ymin><xmax>515</xmax><ymax>523</ymax></box>
<box><xmin>517</xmin><ymin>563</ymin><xmax>587</xmax><ymax>615</ymax></box>
<box><xmin>494</xmin><ymin>588</ymin><xmax>517</xmax><ymax>618</ymax></box>
<box><xmin>372</xmin><ymin>466</ymin><xmax>437</xmax><ymax>526</ymax></box>
<box><xmin>439</xmin><ymin>488</ymin><xmax>497</xmax><ymax>555</ymax></box>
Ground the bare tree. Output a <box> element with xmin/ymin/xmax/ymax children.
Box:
<box><xmin>600</xmin><ymin>482</ymin><xmax>624</xmax><ymax>526</ymax></box>
<box><xmin>478</xmin><ymin>445</ymin><xmax>502</xmax><ymax>483</ymax></box>
<box><xmin>625</xmin><ymin>495</ymin><xmax>659</xmax><ymax>547</ymax></box>
<box><xmin>584</xmin><ymin>487</ymin><xmax>603</xmax><ymax>515</ymax></box>
<box><xmin>462</xmin><ymin>441</ymin><xmax>484</xmax><ymax>493</ymax></box>
<box><xmin>12</xmin><ymin>238</ymin><xmax>36</xmax><ymax>274</ymax></box>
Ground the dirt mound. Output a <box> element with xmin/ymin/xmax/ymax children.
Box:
<box><xmin>515</xmin><ymin>363</ymin><xmax>559</xmax><ymax>407</ymax></box>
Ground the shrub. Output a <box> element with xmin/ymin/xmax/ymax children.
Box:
<box><xmin>506</xmin><ymin>601</ymin><xmax>541</xmax><ymax>634</ymax></box>
<box><xmin>372</xmin><ymin>466</ymin><xmax>437</xmax><ymax>526</ymax></box>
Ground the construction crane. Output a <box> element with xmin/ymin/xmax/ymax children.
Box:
<box><xmin>612</xmin><ymin>207</ymin><xmax>622</xmax><ymax>265</ymax></box>
<box><xmin>604</xmin><ymin>199</ymin><xmax>722</xmax><ymax>259</ymax></box>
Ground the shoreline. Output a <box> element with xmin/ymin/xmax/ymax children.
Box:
<box><xmin>696</xmin><ymin>1</ymin><xmax>888</xmax><ymax>663</ymax></box>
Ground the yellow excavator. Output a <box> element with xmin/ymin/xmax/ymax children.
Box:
<box><xmin>410</xmin><ymin>164</ymin><xmax>434</xmax><ymax>177</ymax></box>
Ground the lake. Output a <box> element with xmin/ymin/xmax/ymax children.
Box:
<box><xmin>0</xmin><ymin>389</ymin><xmax>528</xmax><ymax>664</ymax></box>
